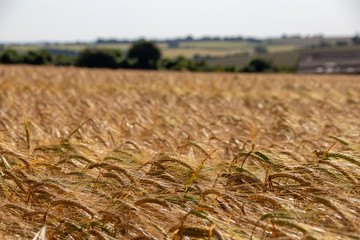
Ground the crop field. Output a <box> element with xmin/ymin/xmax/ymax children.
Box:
<box><xmin>207</xmin><ymin>45</ymin><xmax>360</xmax><ymax>69</ymax></box>
<box><xmin>1</xmin><ymin>65</ymin><xmax>360</xmax><ymax>239</ymax></box>
<box><xmin>206</xmin><ymin>51</ymin><xmax>301</xmax><ymax>69</ymax></box>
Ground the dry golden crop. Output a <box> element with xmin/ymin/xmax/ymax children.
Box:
<box><xmin>0</xmin><ymin>65</ymin><xmax>360</xmax><ymax>239</ymax></box>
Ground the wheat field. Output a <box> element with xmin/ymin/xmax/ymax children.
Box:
<box><xmin>0</xmin><ymin>65</ymin><xmax>360</xmax><ymax>239</ymax></box>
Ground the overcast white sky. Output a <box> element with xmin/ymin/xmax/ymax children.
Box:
<box><xmin>0</xmin><ymin>0</ymin><xmax>359</xmax><ymax>43</ymax></box>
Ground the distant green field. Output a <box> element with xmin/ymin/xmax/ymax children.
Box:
<box><xmin>167</xmin><ymin>41</ymin><xmax>299</xmax><ymax>58</ymax></box>
<box><xmin>5</xmin><ymin>39</ymin><xmax>356</xmax><ymax>69</ymax></box>
<box><xmin>178</xmin><ymin>40</ymin><xmax>257</xmax><ymax>50</ymax></box>
<box><xmin>7</xmin><ymin>40</ymin><xmax>300</xmax><ymax>59</ymax></box>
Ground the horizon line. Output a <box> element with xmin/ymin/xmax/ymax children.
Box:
<box><xmin>0</xmin><ymin>33</ymin><xmax>357</xmax><ymax>45</ymax></box>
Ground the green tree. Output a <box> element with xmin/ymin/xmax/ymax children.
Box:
<box><xmin>242</xmin><ymin>58</ymin><xmax>277</xmax><ymax>73</ymax></box>
<box><xmin>24</xmin><ymin>50</ymin><xmax>52</xmax><ymax>65</ymax></box>
<box><xmin>127</xmin><ymin>41</ymin><xmax>161</xmax><ymax>69</ymax></box>
<box><xmin>0</xmin><ymin>49</ymin><xmax>23</xmax><ymax>64</ymax></box>
<box><xmin>53</xmin><ymin>54</ymin><xmax>76</xmax><ymax>66</ymax></box>
<box><xmin>75</xmin><ymin>49</ymin><xmax>122</xmax><ymax>68</ymax></box>
<box><xmin>160</xmin><ymin>56</ymin><xmax>210</xmax><ymax>72</ymax></box>
<box><xmin>221</xmin><ymin>65</ymin><xmax>236</xmax><ymax>72</ymax></box>
<box><xmin>161</xmin><ymin>56</ymin><xmax>188</xmax><ymax>71</ymax></box>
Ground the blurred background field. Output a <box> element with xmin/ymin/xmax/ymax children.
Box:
<box><xmin>2</xmin><ymin>35</ymin><xmax>360</xmax><ymax>72</ymax></box>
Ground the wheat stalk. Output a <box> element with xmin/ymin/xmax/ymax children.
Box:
<box><xmin>318</xmin><ymin>160</ymin><xmax>357</xmax><ymax>185</ymax></box>
<box><xmin>139</xmin><ymin>179</ymin><xmax>167</xmax><ymax>192</ymax></box>
<box><xmin>134</xmin><ymin>197</ymin><xmax>170</xmax><ymax>210</ymax></box>
<box><xmin>268</xmin><ymin>173</ymin><xmax>311</xmax><ymax>186</ymax></box>
<box><xmin>102</xmin><ymin>172</ymin><xmax>125</xmax><ymax>186</ymax></box>
<box><xmin>247</xmin><ymin>195</ymin><xmax>282</xmax><ymax>209</ymax></box>
<box><xmin>3</xmin><ymin>169</ymin><xmax>26</xmax><ymax>192</ymax></box>
<box><xmin>49</xmin><ymin>199</ymin><xmax>95</xmax><ymax>218</ymax></box>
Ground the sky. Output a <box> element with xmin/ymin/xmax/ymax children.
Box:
<box><xmin>0</xmin><ymin>0</ymin><xmax>359</xmax><ymax>43</ymax></box>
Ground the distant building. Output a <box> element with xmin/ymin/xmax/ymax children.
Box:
<box><xmin>297</xmin><ymin>48</ymin><xmax>360</xmax><ymax>74</ymax></box>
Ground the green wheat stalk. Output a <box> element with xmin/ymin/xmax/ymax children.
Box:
<box><xmin>182</xmin><ymin>149</ymin><xmax>216</xmax><ymax>202</ymax></box>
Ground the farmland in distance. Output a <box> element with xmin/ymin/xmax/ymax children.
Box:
<box><xmin>6</xmin><ymin>40</ymin><xmax>299</xmax><ymax>60</ymax></box>
<box><xmin>0</xmin><ymin>65</ymin><xmax>360</xmax><ymax>239</ymax></box>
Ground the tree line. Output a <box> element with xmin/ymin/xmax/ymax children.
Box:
<box><xmin>0</xmin><ymin>40</ymin><xmax>286</xmax><ymax>73</ymax></box>
<box><xmin>96</xmin><ymin>36</ymin><xmax>262</xmax><ymax>45</ymax></box>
